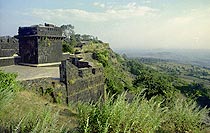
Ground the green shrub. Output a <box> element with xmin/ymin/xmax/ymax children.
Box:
<box><xmin>13</xmin><ymin>108</ymin><xmax>64</xmax><ymax>133</ymax></box>
<box><xmin>94</xmin><ymin>50</ymin><xmax>109</xmax><ymax>67</ymax></box>
<box><xmin>77</xmin><ymin>93</ymin><xmax>166</xmax><ymax>133</ymax></box>
<box><xmin>77</xmin><ymin>93</ymin><xmax>210</xmax><ymax>133</ymax></box>
<box><xmin>160</xmin><ymin>99</ymin><xmax>210</xmax><ymax>132</ymax></box>
<box><xmin>0</xmin><ymin>70</ymin><xmax>19</xmax><ymax>110</ymax></box>
<box><xmin>62</xmin><ymin>40</ymin><xmax>74</xmax><ymax>53</ymax></box>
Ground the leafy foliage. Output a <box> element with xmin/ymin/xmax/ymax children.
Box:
<box><xmin>78</xmin><ymin>93</ymin><xmax>209</xmax><ymax>133</ymax></box>
<box><xmin>93</xmin><ymin>50</ymin><xmax>109</xmax><ymax>67</ymax></box>
<box><xmin>0</xmin><ymin>70</ymin><xmax>19</xmax><ymax>110</ymax></box>
<box><xmin>88</xmin><ymin>43</ymin><xmax>133</xmax><ymax>95</ymax></box>
<box><xmin>60</xmin><ymin>24</ymin><xmax>75</xmax><ymax>39</ymax></box>
<box><xmin>133</xmin><ymin>70</ymin><xmax>177</xmax><ymax>99</ymax></box>
<box><xmin>178</xmin><ymin>82</ymin><xmax>210</xmax><ymax>107</ymax></box>
<box><xmin>62</xmin><ymin>34</ymin><xmax>77</xmax><ymax>53</ymax></box>
<box><xmin>160</xmin><ymin>99</ymin><xmax>209</xmax><ymax>132</ymax></box>
<box><xmin>62</xmin><ymin>40</ymin><xmax>72</xmax><ymax>53</ymax></box>
<box><xmin>126</xmin><ymin>60</ymin><xmax>179</xmax><ymax>102</ymax></box>
<box><xmin>12</xmin><ymin>108</ymin><xmax>61</xmax><ymax>133</ymax></box>
<box><xmin>78</xmin><ymin>93</ymin><xmax>166</xmax><ymax>133</ymax></box>
<box><xmin>137</xmin><ymin>58</ymin><xmax>210</xmax><ymax>107</ymax></box>
<box><xmin>0</xmin><ymin>71</ymin><xmax>69</xmax><ymax>132</ymax></box>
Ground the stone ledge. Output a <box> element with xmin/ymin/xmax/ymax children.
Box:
<box><xmin>18</xmin><ymin>62</ymin><xmax>61</xmax><ymax>67</ymax></box>
<box><xmin>0</xmin><ymin>65</ymin><xmax>59</xmax><ymax>81</ymax></box>
<box><xmin>0</xmin><ymin>55</ymin><xmax>20</xmax><ymax>59</ymax></box>
<box><xmin>0</xmin><ymin>55</ymin><xmax>21</xmax><ymax>67</ymax></box>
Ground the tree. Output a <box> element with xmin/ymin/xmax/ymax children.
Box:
<box><xmin>70</xmin><ymin>34</ymin><xmax>77</xmax><ymax>47</ymax></box>
<box><xmin>60</xmin><ymin>24</ymin><xmax>77</xmax><ymax>53</ymax></box>
<box><xmin>60</xmin><ymin>24</ymin><xmax>75</xmax><ymax>39</ymax></box>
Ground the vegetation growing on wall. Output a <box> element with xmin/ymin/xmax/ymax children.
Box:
<box><xmin>40</xmin><ymin>37</ymin><xmax>51</xmax><ymax>47</ymax></box>
<box><xmin>1</xmin><ymin>23</ymin><xmax>210</xmax><ymax>132</ymax></box>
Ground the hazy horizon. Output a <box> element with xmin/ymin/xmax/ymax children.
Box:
<box><xmin>0</xmin><ymin>0</ymin><xmax>210</xmax><ymax>50</ymax></box>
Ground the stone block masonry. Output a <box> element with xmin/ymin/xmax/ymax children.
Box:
<box><xmin>0</xmin><ymin>23</ymin><xmax>105</xmax><ymax>103</ymax></box>
<box><xmin>15</xmin><ymin>23</ymin><xmax>64</xmax><ymax>64</ymax></box>
<box><xmin>0</xmin><ymin>56</ymin><xmax>21</xmax><ymax>67</ymax></box>
<box><xmin>0</xmin><ymin>36</ymin><xmax>20</xmax><ymax>66</ymax></box>
<box><xmin>0</xmin><ymin>36</ymin><xmax>19</xmax><ymax>57</ymax></box>
<box><xmin>60</xmin><ymin>58</ymin><xmax>105</xmax><ymax>103</ymax></box>
<box><xmin>21</xmin><ymin>78</ymin><xmax>67</xmax><ymax>104</ymax></box>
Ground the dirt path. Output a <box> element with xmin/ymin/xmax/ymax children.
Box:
<box><xmin>0</xmin><ymin>65</ymin><xmax>59</xmax><ymax>81</ymax></box>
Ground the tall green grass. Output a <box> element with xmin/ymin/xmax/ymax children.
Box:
<box><xmin>77</xmin><ymin>93</ymin><xmax>210</xmax><ymax>133</ymax></box>
<box><xmin>0</xmin><ymin>70</ymin><xmax>19</xmax><ymax>110</ymax></box>
<box><xmin>0</xmin><ymin>71</ymin><xmax>68</xmax><ymax>132</ymax></box>
<box><xmin>1</xmin><ymin>106</ymin><xmax>67</xmax><ymax>133</ymax></box>
<box><xmin>12</xmin><ymin>108</ymin><xmax>65</xmax><ymax>133</ymax></box>
<box><xmin>160</xmin><ymin>98</ymin><xmax>210</xmax><ymax>132</ymax></box>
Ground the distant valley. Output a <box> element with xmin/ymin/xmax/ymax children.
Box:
<box><xmin>117</xmin><ymin>49</ymin><xmax>210</xmax><ymax>69</ymax></box>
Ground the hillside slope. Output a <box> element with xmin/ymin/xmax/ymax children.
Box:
<box><xmin>1</xmin><ymin>40</ymin><xmax>210</xmax><ymax>132</ymax></box>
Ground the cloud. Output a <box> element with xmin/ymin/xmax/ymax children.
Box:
<box><xmin>25</xmin><ymin>2</ymin><xmax>210</xmax><ymax>50</ymax></box>
<box><xmin>30</xmin><ymin>2</ymin><xmax>158</xmax><ymax>23</ymax></box>
<box><xmin>93</xmin><ymin>2</ymin><xmax>105</xmax><ymax>8</ymax></box>
<box><xmin>143</xmin><ymin>0</ymin><xmax>151</xmax><ymax>4</ymax></box>
<box><xmin>168</xmin><ymin>16</ymin><xmax>193</xmax><ymax>25</ymax></box>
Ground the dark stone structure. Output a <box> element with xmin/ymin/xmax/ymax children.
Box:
<box><xmin>0</xmin><ymin>23</ymin><xmax>105</xmax><ymax>104</ymax></box>
<box><xmin>16</xmin><ymin>57</ymin><xmax>105</xmax><ymax>104</ymax></box>
<box><xmin>60</xmin><ymin>57</ymin><xmax>105</xmax><ymax>103</ymax></box>
<box><xmin>21</xmin><ymin>78</ymin><xmax>67</xmax><ymax>104</ymax></box>
<box><xmin>15</xmin><ymin>23</ymin><xmax>64</xmax><ymax>64</ymax></box>
<box><xmin>0</xmin><ymin>56</ymin><xmax>21</xmax><ymax>67</ymax></box>
<box><xmin>0</xmin><ymin>36</ymin><xmax>20</xmax><ymax>66</ymax></box>
<box><xmin>0</xmin><ymin>36</ymin><xmax>19</xmax><ymax>57</ymax></box>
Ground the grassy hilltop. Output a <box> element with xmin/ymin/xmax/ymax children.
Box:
<box><xmin>1</xmin><ymin>36</ymin><xmax>210</xmax><ymax>132</ymax></box>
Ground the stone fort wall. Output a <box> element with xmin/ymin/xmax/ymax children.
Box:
<box><xmin>0</xmin><ymin>36</ymin><xmax>19</xmax><ymax>57</ymax></box>
<box><xmin>0</xmin><ymin>36</ymin><xmax>20</xmax><ymax>67</ymax></box>
<box><xmin>0</xmin><ymin>23</ymin><xmax>105</xmax><ymax>103</ymax></box>
<box><xmin>17</xmin><ymin>24</ymin><xmax>64</xmax><ymax>64</ymax></box>
<box><xmin>18</xmin><ymin>59</ymin><xmax>105</xmax><ymax>104</ymax></box>
<box><xmin>21</xmin><ymin>78</ymin><xmax>67</xmax><ymax>104</ymax></box>
<box><xmin>60</xmin><ymin>59</ymin><xmax>105</xmax><ymax>103</ymax></box>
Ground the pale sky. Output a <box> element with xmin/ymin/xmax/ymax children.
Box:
<box><xmin>0</xmin><ymin>0</ymin><xmax>210</xmax><ymax>50</ymax></box>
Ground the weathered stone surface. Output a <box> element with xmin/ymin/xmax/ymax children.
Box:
<box><xmin>0</xmin><ymin>36</ymin><xmax>19</xmax><ymax>57</ymax></box>
<box><xmin>21</xmin><ymin>78</ymin><xmax>67</xmax><ymax>104</ymax></box>
<box><xmin>16</xmin><ymin>23</ymin><xmax>64</xmax><ymax>64</ymax></box>
<box><xmin>62</xmin><ymin>53</ymin><xmax>71</xmax><ymax>60</ymax></box>
<box><xmin>0</xmin><ymin>23</ymin><xmax>105</xmax><ymax>104</ymax></box>
<box><xmin>37</xmin><ymin>38</ymin><xmax>63</xmax><ymax>64</ymax></box>
<box><xmin>0</xmin><ymin>56</ymin><xmax>21</xmax><ymax>67</ymax></box>
<box><xmin>60</xmin><ymin>59</ymin><xmax>105</xmax><ymax>103</ymax></box>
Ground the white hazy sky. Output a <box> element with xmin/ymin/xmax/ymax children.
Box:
<box><xmin>0</xmin><ymin>0</ymin><xmax>210</xmax><ymax>50</ymax></box>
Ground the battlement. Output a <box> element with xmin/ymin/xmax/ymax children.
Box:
<box><xmin>59</xmin><ymin>58</ymin><xmax>104</xmax><ymax>103</ymax></box>
<box><xmin>60</xmin><ymin>57</ymin><xmax>103</xmax><ymax>81</ymax></box>
<box><xmin>17</xmin><ymin>23</ymin><xmax>63</xmax><ymax>37</ymax></box>
<box><xmin>0</xmin><ymin>36</ymin><xmax>19</xmax><ymax>57</ymax></box>
<box><xmin>0</xmin><ymin>23</ymin><xmax>105</xmax><ymax>103</ymax></box>
<box><xmin>70</xmin><ymin>57</ymin><xmax>92</xmax><ymax>68</ymax></box>
<box><xmin>15</xmin><ymin>23</ymin><xmax>64</xmax><ymax>64</ymax></box>
<box><xmin>0</xmin><ymin>36</ymin><xmax>18</xmax><ymax>44</ymax></box>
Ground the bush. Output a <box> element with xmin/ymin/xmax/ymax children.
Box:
<box><xmin>77</xmin><ymin>93</ymin><xmax>210</xmax><ymax>133</ymax></box>
<box><xmin>0</xmin><ymin>70</ymin><xmax>19</xmax><ymax>110</ymax></box>
<box><xmin>94</xmin><ymin>50</ymin><xmax>109</xmax><ymax>67</ymax></box>
<box><xmin>13</xmin><ymin>108</ymin><xmax>62</xmax><ymax>133</ymax></box>
<box><xmin>62</xmin><ymin>40</ymin><xmax>74</xmax><ymax>53</ymax></box>
<box><xmin>160</xmin><ymin>99</ymin><xmax>210</xmax><ymax>132</ymax></box>
<box><xmin>77</xmin><ymin>93</ymin><xmax>166</xmax><ymax>133</ymax></box>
